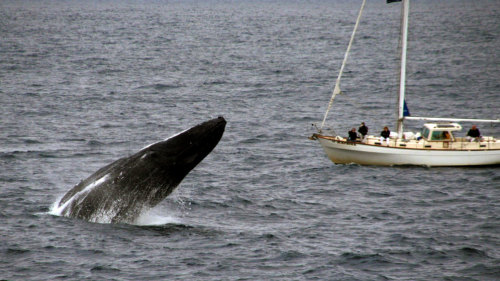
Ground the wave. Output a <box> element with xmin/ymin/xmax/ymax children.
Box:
<box><xmin>135</xmin><ymin>83</ymin><xmax>185</xmax><ymax>91</ymax></box>
<box><xmin>0</xmin><ymin>148</ymin><xmax>82</xmax><ymax>159</ymax></box>
<box><xmin>135</xmin><ymin>208</ymin><xmax>182</xmax><ymax>226</ymax></box>
<box><xmin>49</xmin><ymin>195</ymin><xmax>184</xmax><ymax>227</ymax></box>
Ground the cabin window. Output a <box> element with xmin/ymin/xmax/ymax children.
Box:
<box><xmin>422</xmin><ymin>128</ymin><xmax>430</xmax><ymax>139</ymax></box>
<box><xmin>422</xmin><ymin>128</ymin><xmax>429</xmax><ymax>139</ymax></box>
<box><xmin>429</xmin><ymin>131</ymin><xmax>451</xmax><ymax>141</ymax></box>
<box><xmin>431</xmin><ymin>131</ymin><xmax>442</xmax><ymax>140</ymax></box>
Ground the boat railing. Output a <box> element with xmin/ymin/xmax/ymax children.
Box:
<box><xmin>317</xmin><ymin>134</ymin><xmax>499</xmax><ymax>150</ymax></box>
<box><xmin>392</xmin><ymin>136</ymin><xmax>499</xmax><ymax>150</ymax></box>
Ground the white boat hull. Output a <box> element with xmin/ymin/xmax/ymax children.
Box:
<box><xmin>317</xmin><ymin>138</ymin><xmax>500</xmax><ymax>167</ymax></box>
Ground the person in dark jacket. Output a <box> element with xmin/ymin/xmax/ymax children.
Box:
<box><xmin>348</xmin><ymin>128</ymin><xmax>358</xmax><ymax>142</ymax></box>
<box><xmin>358</xmin><ymin>122</ymin><xmax>368</xmax><ymax>142</ymax></box>
<box><xmin>466</xmin><ymin>125</ymin><xmax>481</xmax><ymax>142</ymax></box>
<box><xmin>380</xmin><ymin>126</ymin><xmax>391</xmax><ymax>145</ymax></box>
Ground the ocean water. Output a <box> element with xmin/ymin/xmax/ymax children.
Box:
<box><xmin>1</xmin><ymin>0</ymin><xmax>499</xmax><ymax>280</ymax></box>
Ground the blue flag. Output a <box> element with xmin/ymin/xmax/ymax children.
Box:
<box><xmin>403</xmin><ymin>101</ymin><xmax>410</xmax><ymax>117</ymax></box>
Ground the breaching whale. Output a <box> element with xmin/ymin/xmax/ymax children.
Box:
<box><xmin>55</xmin><ymin>117</ymin><xmax>226</xmax><ymax>223</ymax></box>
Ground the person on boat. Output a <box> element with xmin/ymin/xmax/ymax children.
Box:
<box><xmin>466</xmin><ymin>125</ymin><xmax>481</xmax><ymax>142</ymax></box>
<box><xmin>348</xmin><ymin>128</ymin><xmax>358</xmax><ymax>142</ymax></box>
<box><xmin>380</xmin><ymin>126</ymin><xmax>391</xmax><ymax>146</ymax></box>
<box><xmin>358</xmin><ymin>122</ymin><xmax>368</xmax><ymax>142</ymax></box>
<box><xmin>442</xmin><ymin>131</ymin><xmax>451</xmax><ymax>140</ymax></box>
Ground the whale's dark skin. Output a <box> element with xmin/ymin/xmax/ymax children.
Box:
<box><xmin>57</xmin><ymin>117</ymin><xmax>226</xmax><ymax>223</ymax></box>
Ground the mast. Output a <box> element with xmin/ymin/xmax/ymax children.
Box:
<box><xmin>396</xmin><ymin>0</ymin><xmax>410</xmax><ymax>136</ymax></box>
<box><xmin>395</xmin><ymin>1</ymin><xmax>499</xmax><ymax>128</ymax></box>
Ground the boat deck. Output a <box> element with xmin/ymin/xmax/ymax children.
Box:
<box><xmin>316</xmin><ymin>135</ymin><xmax>500</xmax><ymax>151</ymax></box>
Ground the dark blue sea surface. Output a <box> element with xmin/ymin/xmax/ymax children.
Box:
<box><xmin>1</xmin><ymin>0</ymin><xmax>499</xmax><ymax>280</ymax></box>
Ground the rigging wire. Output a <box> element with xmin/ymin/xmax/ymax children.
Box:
<box><xmin>319</xmin><ymin>0</ymin><xmax>366</xmax><ymax>131</ymax></box>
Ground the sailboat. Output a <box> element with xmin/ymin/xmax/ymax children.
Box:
<box><xmin>310</xmin><ymin>0</ymin><xmax>500</xmax><ymax>167</ymax></box>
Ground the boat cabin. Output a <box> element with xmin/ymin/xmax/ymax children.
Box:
<box><xmin>421</xmin><ymin>123</ymin><xmax>462</xmax><ymax>141</ymax></box>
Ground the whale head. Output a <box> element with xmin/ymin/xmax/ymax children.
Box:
<box><xmin>145</xmin><ymin>116</ymin><xmax>226</xmax><ymax>180</ymax></box>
